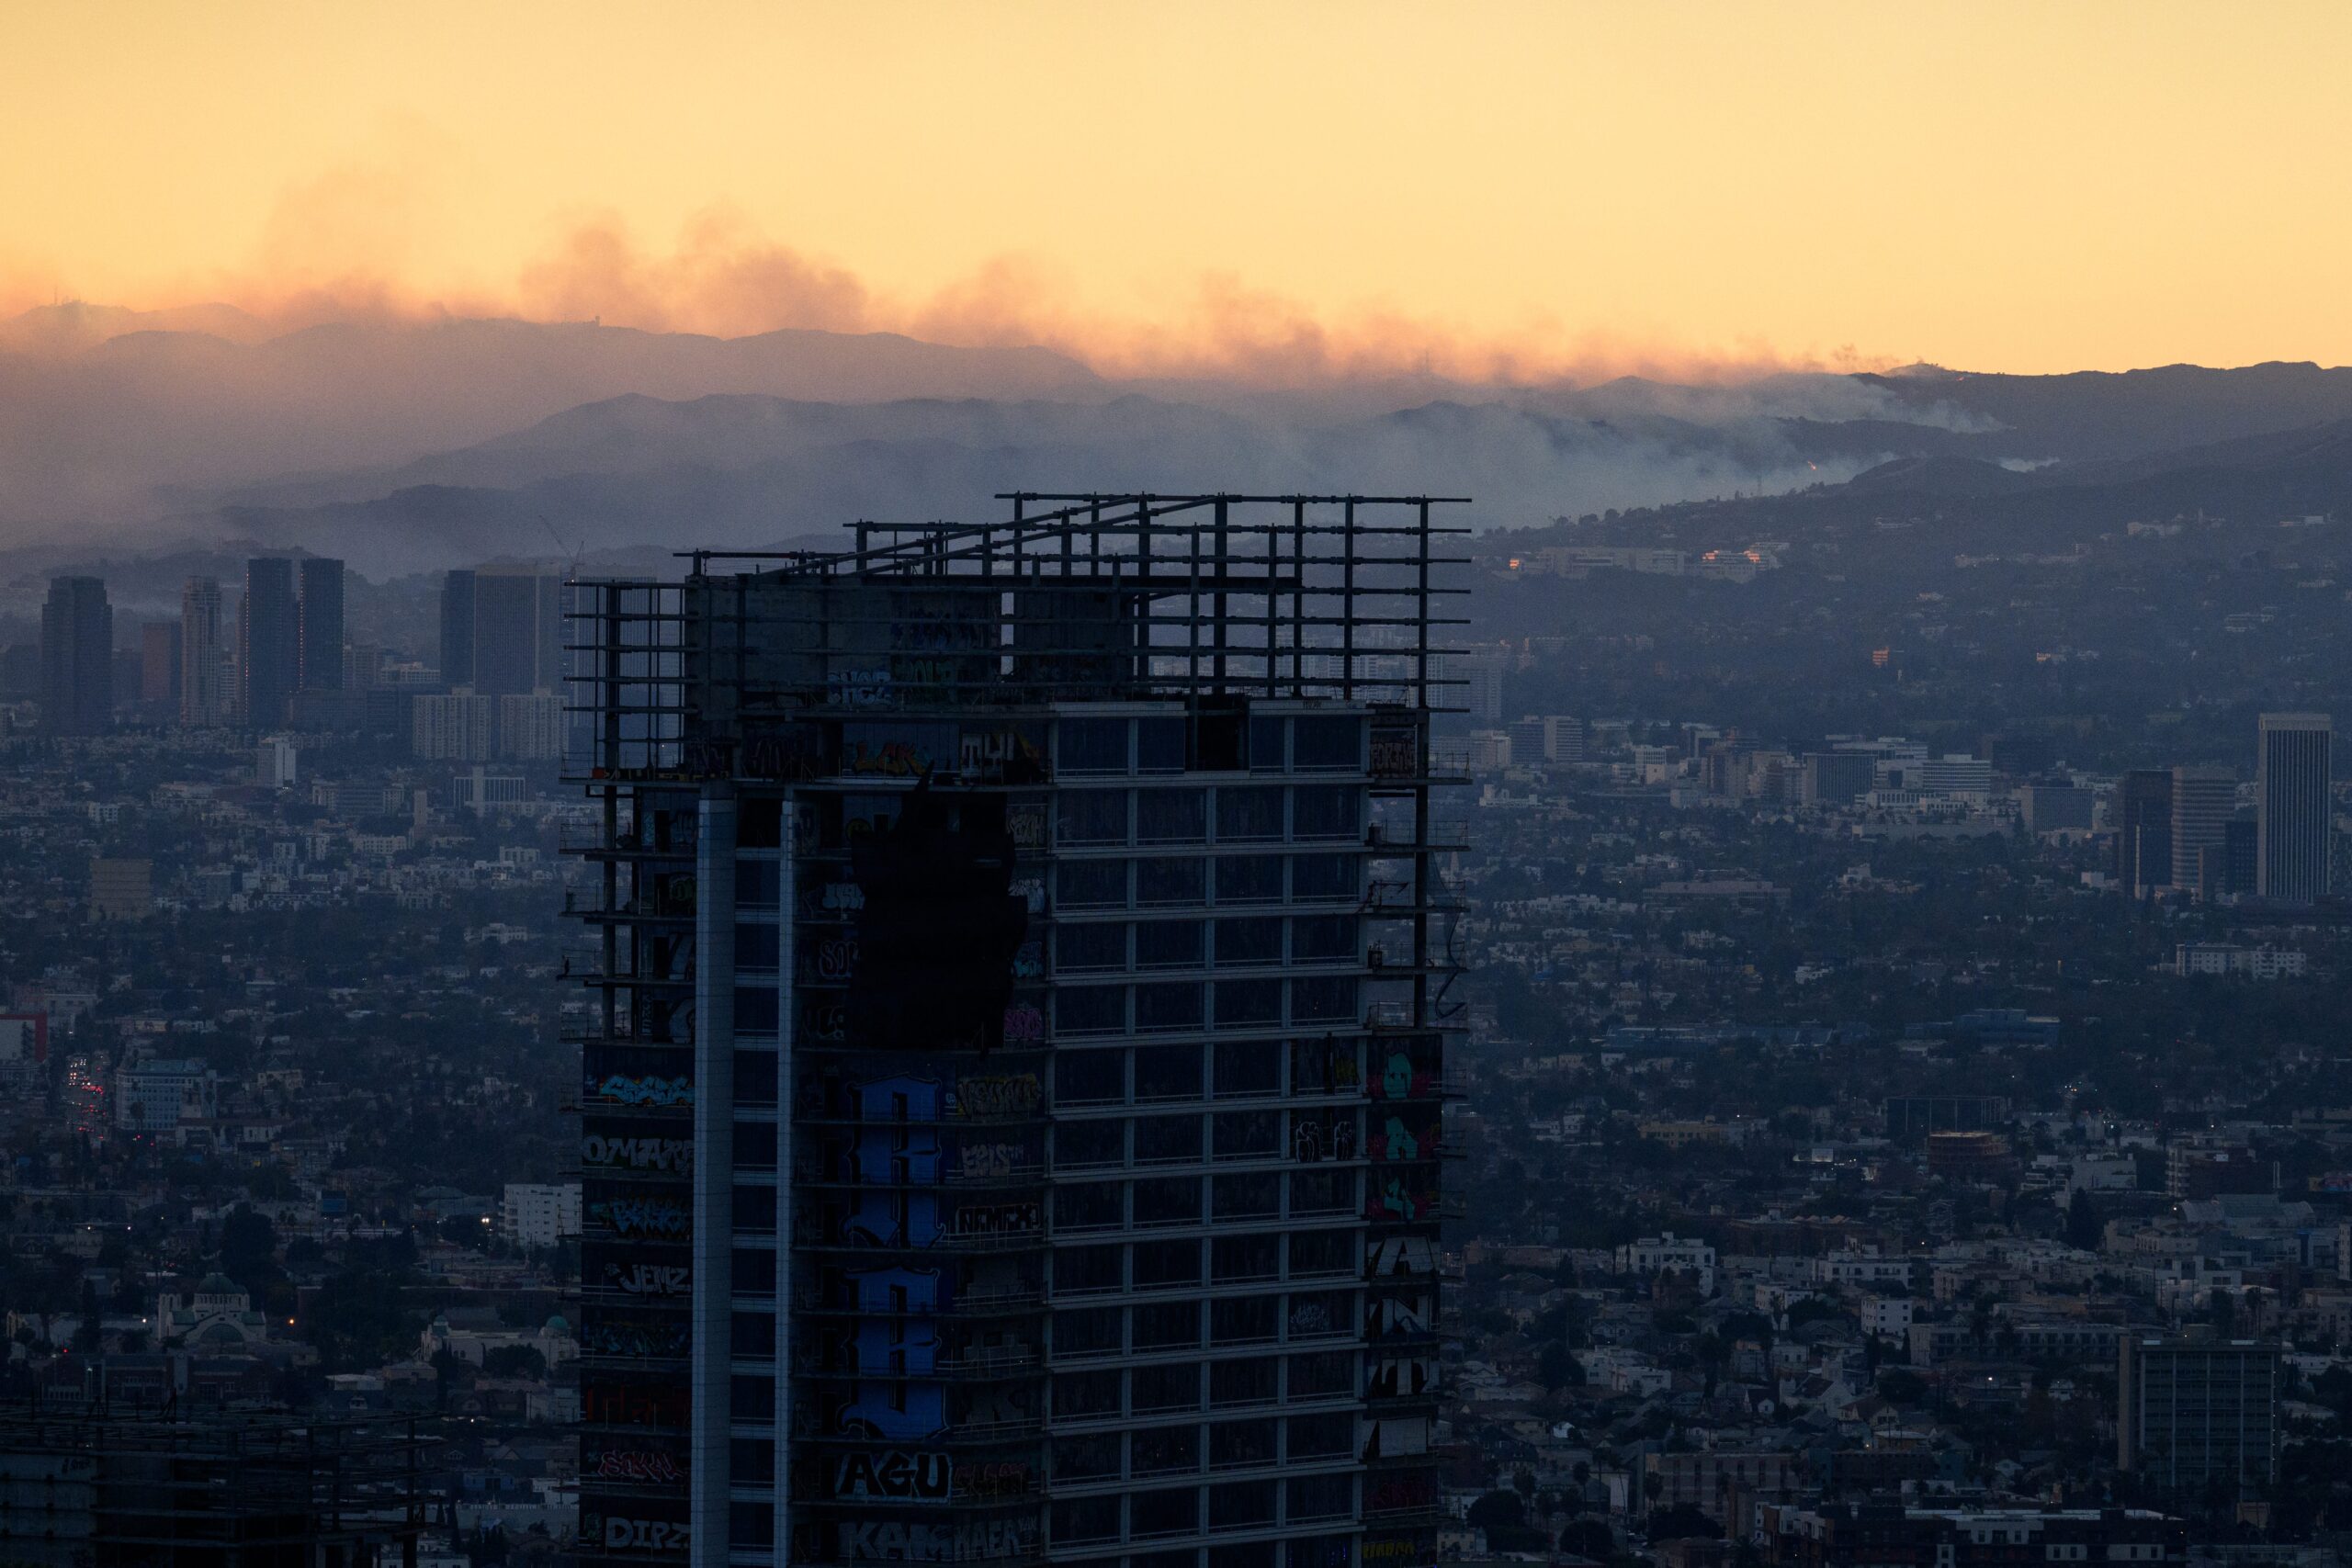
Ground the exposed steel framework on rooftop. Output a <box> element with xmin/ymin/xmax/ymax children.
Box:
<box><xmin>566</xmin><ymin>492</ymin><xmax>1472</xmax><ymax>779</ymax></box>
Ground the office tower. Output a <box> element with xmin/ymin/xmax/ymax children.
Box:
<box><xmin>2223</xmin><ymin>816</ymin><xmax>2257</xmax><ymax>898</ymax></box>
<box><xmin>241</xmin><ymin>558</ymin><xmax>300</xmax><ymax>730</ymax></box>
<box><xmin>180</xmin><ymin>578</ymin><xmax>226</xmax><ymax>727</ymax></box>
<box><xmin>299</xmin><ymin>557</ymin><xmax>345</xmax><ymax>692</ymax></box>
<box><xmin>39</xmin><ymin>576</ymin><xmax>112</xmax><ymax>736</ymax></box>
<box><xmin>2118</xmin><ymin>1336</ymin><xmax>2279</xmax><ymax>1495</ymax></box>
<box><xmin>2115</xmin><ymin>771</ymin><xmax>2173</xmax><ymax>897</ymax></box>
<box><xmin>442</xmin><ymin>566</ymin><xmax>566</xmax><ymax>694</ymax></box>
<box><xmin>1462</xmin><ymin>656</ymin><xmax>1503</xmax><ymax>725</ymax></box>
<box><xmin>1802</xmin><ymin>751</ymin><xmax>1875</xmax><ymax>808</ymax></box>
<box><xmin>2168</xmin><ymin>766</ymin><xmax>2234</xmax><ymax>902</ymax></box>
<box><xmin>140</xmin><ymin>622</ymin><xmax>180</xmax><ymax>716</ymax></box>
<box><xmin>2256</xmin><ymin>713</ymin><xmax>2332</xmax><ymax>904</ymax></box>
<box><xmin>440</xmin><ymin>570</ymin><xmax>476</xmax><ymax>688</ymax></box>
<box><xmin>569</xmin><ymin>495</ymin><xmax>1459</xmax><ymax>1568</ymax></box>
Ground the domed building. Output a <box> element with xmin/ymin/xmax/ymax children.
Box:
<box><xmin>157</xmin><ymin>1271</ymin><xmax>270</xmax><ymax>1350</ymax></box>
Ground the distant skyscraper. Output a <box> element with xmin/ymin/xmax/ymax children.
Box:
<box><xmin>38</xmin><ymin>576</ymin><xmax>112</xmax><ymax>736</ymax></box>
<box><xmin>241</xmin><ymin>558</ymin><xmax>300</xmax><ymax>729</ymax></box>
<box><xmin>1464</xmin><ymin>654</ymin><xmax>1505</xmax><ymax>724</ymax></box>
<box><xmin>2256</xmin><ymin>713</ymin><xmax>2332</xmax><ymax>904</ymax></box>
<box><xmin>179</xmin><ymin>578</ymin><xmax>226</xmax><ymax>727</ymax></box>
<box><xmin>470</xmin><ymin>567</ymin><xmax>564</xmax><ymax>694</ymax></box>
<box><xmin>2119</xmin><ymin>1336</ymin><xmax>2279</xmax><ymax>1495</ymax></box>
<box><xmin>438</xmin><ymin>569</ymin><xmax>476</xmax><ymax>688</ymax></box>
<box><xmin>2169</xmin><ymin>766</ymin><xmax>2234</xmax><ymax>902</ymax></box>
<box><xmin>298</xmin><ymin>557</ymin><xmax>345</xmax><ymax>692</ymax></box>
<box><xmin>139</xmin><ymin>622</ymin><xmax>180</xmax><ymax>716</ymax></box>
<box><xmin>2115</xmin><ymin>770</ymin><xmax>2173</xmax><ymax>897</ymax></box>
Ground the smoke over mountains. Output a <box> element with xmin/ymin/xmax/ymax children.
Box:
<box><xmin>10</xmin><ymin>301</ymin><xmax>2352</xmax><ymax>604</ymax></box>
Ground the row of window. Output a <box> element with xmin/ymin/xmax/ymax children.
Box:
<box><xmin>1057</xmin><ymin>977</ymin><xmax>1359</xmax><ymax>1035</ymax></box>
<box><xmin>1051</xmin><ymin>1233</ymin><xmax>1360</xmax><ymax>1294</ymax></box>
<box><xmin>1056</xmin><ymin>916</ymin><xmax>1356</xmax><ymax>973</ymax></box>
<box><xmin>1050</xmin><ymin>1472</ymin><xmax>1357</xmax><ymax>1545</ymax></box>
<box><xmin>1058</xmin><ymin>714</ymin><xmax>1364</xmax><ymax>777</ymax></box>
<box><xmin>1056</xmin><ymin>785</ymin><xmax>1361</xmax><ymax>847</ymax></box>
<box><xmin>1051</xmin><ymin>1111</ymin><xmax>1364</xmax><ymax>1168</ymax></box>
<box><xmin>1052</xmin><ymin>1413</ymin><xmax>1356</xmax><ymax>1482</ymax></box>
<box><xmin>1050</xmin><ymin>1043</ymin><xmax>1361</xmax><ymax>1106</ymax></box>
<box><xmin>1055</xmin><ymin>854</ymin><xmax>1359</xmax><ymax>910</ymax></box>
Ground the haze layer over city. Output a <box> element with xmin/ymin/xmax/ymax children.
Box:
<box><xmin>5</xmin><ymin>6</ymin><xmax>2352</xmax><ymax>1568</ymax></box>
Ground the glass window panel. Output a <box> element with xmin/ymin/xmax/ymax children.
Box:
<box><xmin>1211</xmin><ymin>1234</ymin><xmax>1279</xmax><ymax>1283</ymax></box>
<box><xmin>1057</xmin><ymin>1245</ymin><xmax>1124</xmax><ymax>1295</ymax></box>
<box><xmin>1136</xmin><ymin>716</ymin><xmax>1186</xmax><ymax>773</ymax></box>
<box><xmin>1213</xmin><ymin>978</ymin><xmax>1282</xmax><ymax>1028</ymax></box>
<box><xmin>1209</xmin><ymin>1480</ymin><xmax>1276</xmax><ymax>1529</ymax></box>
<box><xmin>1215</xmin><ymin>856</ymin><xmax>1283</xmax><ymax>905</ymax></box>
<box><xmin>1133</xmin><ymin>1239</ymin><xmax>1202</xmax><ymax>1289</ymax></box>
<box><xmin>1057</xmin><ymin>860</ymin><xmax>1128</xmax><ymax>910</ymax></box>
<box><xmin>1056</xmin><ymin>985</ymin><xmax>1127</xmax><ymax>1036</ymax></box>
<box><xmin>1060</xmin><ymin>717</ymin><xmax>1128</xmax><ymax>775</ymax></box>
<box><xmin>1213</xmin><ymin>1110</ymin><xmax>1282</xmax><ymax>1159</ymax></box>
<box><xmin>1133</xmin><ymin>1176</ymin><xmax>1202</xmax><ymax>1228</ymax></box>
<box><xmin>735</xmin><ymin>920</ymin><xmax>780</xmax><ymax>972</ymax></box>
<box><xmin>731</xmin><ymin>1185</ymin><xmax>776</xmax><ymax>1235</ymax></box>
<box><xmin>1292</xmin><ymin>716</ymin><xmax>1363</xmax><ymax>772</ymax></box>
<box><xmin>1291</xmin><ymin>915</ymin><xmax>1357</xmax><ymax>962</ymax></box>
<box><xmin>1054</xmin><ymin>1369</ymin><xmax>1124</xmax><ymax>1419</ymax></box>
<box><xmin>1136</xmin><ymin>857</ymin><xmax>1206</xmax><ymax>907</ymax></box>
<box><xmin>1287</xmin><ymin>1229</ymin><xmax>1353</xmax><ymax>1279</ymax></box>
<box><xmin>1136</xmin><ymin>982</ymin><xmax>1204</xmax><ymax>1032</ymax></box>
<box><xmin>1131</xmin><ymin>1487</ymin><xmax>1199</xmax><ymax>1538</ymax></box>
<box><xmin>1212</xmin><ymin>1417</ymin><xmax>1278</xmax><ymax>1471</ymax></box>
<box><xmin>1133</xmin><ymin>1300</ymin><xmax>1202</xmax><ymax>1352</ymax></box>
<box><xmin>1291</xmin><ymin>854</ymin><xmax>1357</xmax><ymax>900</ymax></box>
<box><xmin>1214</xmin><ymin>1040</ymin><xmax>1282</xmax><ymax>1099</ymax></box>
<box><xmin>732</xmin><ymin>1050</ymin><xmax>777</xmax><ymax>1106</ymax></box>
<box><xmin>734</xmin><ymin>860</ymin><xmax>780</xmax><ymax>909</ymax></box>
<box><xmin>735</xmin><ymin>986</ymin><xmax>779</xmax><ymax>1033</ymax></box>
<box><xmin>1210</xmin><ymin>1294</ymin><xmax>1279</xmax><ymax>1343</ymax></box>
<box><xmin>1135</xmin><ymin>1043</ymin><xmax>1203</xmax><ymax>1101</ymax></box>
<box><xmin>1055</xmin><ymin>1308</ymin><xmax>1125</xmax><ymax>1359</ymax></box>
<box><xmin>1134</xmin><ymin>1114</ymin><xmax>1203</xmax><ymax>1165</ymax></box>
<box><xmin>1211</xmin><ymin>1173</ymin><xmax>1280</xmax><ymax>1224</ymax></box>
<box><xmin>1292</xmin><ymin>784</ymin><xmax>1361</xmax><ymax>841</ymax></box>
<box><xmin>1057</xmin><ymin>922</ymin><xmax>1127</xmax><ymax>973</ymax></box>
<box><xmin>1057</xmin><ymin>789</ymin><xmax>1129</xmax><ymax>846</ymax></box>
<box><xmin>1216</xmin><ymin>785</ymin><xmax>1285</xmax><ymax>842</ymax></box>
<box><xmin>1287</xmin><ymin>1474</ymin><xmax>1355</xmax><ymax>1522</ymax></box>
<box><xmin>1212</xmin><ymin>916</ymin><xmax>1283</xmax><ymax>966</ymax></box>
<box><xmin>1055</xmin><ymin>1049</ymin><xmax>1125</xmax><ymax>1106</ymax></box>
<box><xmin>1136</xmin><ymin>919</ymin><xmax>1204</xmax><ymax>969</ymax></box>
<box><xmin>1287</xmin><ymin>1351</ymin><xmax>1354</xmax><ymax>1397</ymax></box>
<box><xmin>1248</xmin><ymin>715</ymin><xmax>1287</xmax><ymax>772</ymax></box>
<box><xmin>1287</xmin><ymin>1412</ymin><xmax>1353</xmax><ymax>1460</ymax></box>
<box><xmin>1289</xmin><ymin>1168</ymin><xmax>1353</xmax><ymax>1217</ymax></box>
<box><xmin>733</xmin><ymin>1120</ymin><xmax>777</xmax><ymax>1169</ymax></box>
<box><xmin>1133</xmin><ymin>1363</ymin><xmax>1201</xmax><ymax>1415</ymax></box>
<box><xmin>1136</xmin><ymin>789</ymin><xmax>1207</xmax><ymax>844</ymax></box>
<box><xmin>1133</xmin><ymin>1424</ymin><xmax>1201</xmax><ymax>1475</ymax></box>
<box><xmin>1053</xmin><ymin>1495</ymin><xmax>1121</xmax><ymax>1545</ymax></box>
<box><xmin>1208</xmin><ymin>1356</ymin><xmax>1279</xmax><ymax>1409</ymax></box>
<box><xmin>1056</xmin><ymin>1118</ymin><xmax>1125</xmax><ymax>1170</ymax></box>
<box><xmin>1052</xmin><ymin>1434</ymin><xmax>1123</xmax><ymax>1483</ymax></box>
<box><xmin>1291</xmin><ymin>976</ymin><xmax>1357</xmax><ymax>1024</ymax></box>
<box><xmin>1056</xmin><ymin>1181</ymin><xmax>1125</xmax><ymax>1233</ymax></box>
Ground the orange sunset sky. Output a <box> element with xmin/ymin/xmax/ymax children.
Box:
<box><xmin>6</xmin><ymin>0</ymin><xmax>2351</xmax><ymax>378</ymax></box>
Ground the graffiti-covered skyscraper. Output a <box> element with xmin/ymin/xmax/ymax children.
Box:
<box><xmin>567</xmin><ymin>494</ymin><xmax>1464</xmax><ymax>1568</ymax></box>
